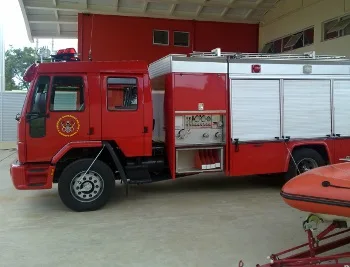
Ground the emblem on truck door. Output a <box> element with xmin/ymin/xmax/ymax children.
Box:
<box><xmin>56</xmin><ymin>115</ymin><xmax>80</xmax><ymax>137</ymax></box>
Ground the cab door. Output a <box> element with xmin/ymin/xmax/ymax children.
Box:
<box><xmin>100</xmin><ymin>74</ymin><xmax>145</xmax><ymax>157</ymax></box>
<box><xmin>26</xmin><ymin>74</ymin><xmax>90</xmax><ymax>163</ymax></box>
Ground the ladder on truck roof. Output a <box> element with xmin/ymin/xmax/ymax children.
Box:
<box><xmin>189</xmin><ymin>48</ymin><xmax>350</xmax><ymax>61</ymax></box>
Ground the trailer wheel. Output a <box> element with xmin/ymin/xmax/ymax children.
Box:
<box><xmin>285</xmin><ymin>148</ymin><xmax>326</xmax><ymax>182</ymax></box>
<box><xmin>58</xmin><ymin>158</ymin><xmax>115</xmax><ymax>212</ymax></box>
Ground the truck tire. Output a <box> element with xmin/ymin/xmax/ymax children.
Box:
<box><xmin>58</xmin><ymin>158</ymin><xmax>115</xmax><ymax>212</ymax></box>
<box><xmin>284</xmin><ymin>148</ymin><xmax>326</xmax><ymax>182</ymax></box>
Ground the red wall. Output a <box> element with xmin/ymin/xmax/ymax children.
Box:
<box><xmin>78</xmin><ymin>14</ymin><xmax>259</xmax><ymax>63</ymax></box>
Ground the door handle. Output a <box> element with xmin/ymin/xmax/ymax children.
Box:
<box><xmin>143</xmin><ymin>126</ymin><xmax>148</xmax><ymax>133</ymax></box>
<box><xmin>88</xmin><ymin>127</ymin><xmax>94</xmax><ymax>135</ymax></box>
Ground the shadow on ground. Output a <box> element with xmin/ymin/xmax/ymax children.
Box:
<box><xmin>23</xmin><ymin>173</ymin><xmax>286</xmax><ymax>212</ymax></box>
<box><xmin>108</xmin><ymin>173</ymin><xmax>285</xmax><ymax>206</ymax></box>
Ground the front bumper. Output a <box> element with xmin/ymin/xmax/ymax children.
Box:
<box><xmin>10</xmin><ymin>159</ymin><xmax>55</xmax><ymax>190</ymax></box>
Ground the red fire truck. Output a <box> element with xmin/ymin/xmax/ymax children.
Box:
<box><xmin>10</xmin><ymin>48</ymin><xmax>350</xmax><ymax>211</ymax></box>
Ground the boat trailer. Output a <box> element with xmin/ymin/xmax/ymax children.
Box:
<box><xmin>240</xmin><ymin>214</ymin><xmax>350</xmax><ymax>267</ymax></box>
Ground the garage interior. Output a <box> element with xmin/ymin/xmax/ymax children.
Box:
<box><xmin>19</xmin><ymin>0</ymin><xmax>350</xmax><ymax>59</ymax></box>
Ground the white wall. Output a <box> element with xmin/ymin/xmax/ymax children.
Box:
<box><xmin>0</xmin><ymin>20</ymin><xmax>4</xmax><ymax>93</ymax></box>
<box><xmin>260</xmin><ymin>0</ymin><xmax>350</xmax><ymax>56</ymax></box>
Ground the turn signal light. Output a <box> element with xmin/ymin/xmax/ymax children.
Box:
<box><xmin>56</xmin><ymin>49</ymin><xmax>65</xmax><ymax>55</ymax></box>
<box><xmin>64</xmin><ymin>48</ymin><xmax>76</xmax><ymax>54</ymax></box>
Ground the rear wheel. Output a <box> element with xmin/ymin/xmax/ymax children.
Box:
<box><xmin>284</xmin><ymin>148</ymin><xmax>326</xmax><ymax>182</ymax></box>
<box><xmin>58</xmin><ymin>158</ymin><xmax>115</xmax><ymax>212</ymax></box>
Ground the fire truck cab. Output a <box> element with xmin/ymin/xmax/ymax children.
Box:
<box><xmin>10</xmin><ymin>48</ymin><xmax>350</xmax><ymax>212</ymax></box>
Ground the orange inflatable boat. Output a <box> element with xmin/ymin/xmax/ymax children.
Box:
<box><xmin>281</xmin><ymin>162</ymin><xmax>350</xmax><ymax>218</ymax></box>
<box><xmin>247</xmin><ymin>162</ymin><xmax>350</xmax><ymax>267</ymax></box>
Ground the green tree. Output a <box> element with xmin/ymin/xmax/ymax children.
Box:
<box><xmin>5</xmin><ymin>46</ymin><xmax>37</xmax><ymax>91</ymax></box>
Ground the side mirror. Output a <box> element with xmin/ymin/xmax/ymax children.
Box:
<box><xmin>15</xmin><ymin>113</ymin><xmax>20</xmax><ymax>122</ymax></box>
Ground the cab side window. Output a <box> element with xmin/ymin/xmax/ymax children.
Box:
<box><xmin>29</xmin><ymin>76</ymin><xmax>50</xmax><ymax>138</ymax></box>
<box><xmin>107</xmin><ymin>77</ymin><xmax>137</xmax><ymax>111</ymax></box>
<box><xmin>50</xmin><ymin>76</ymin><xmax>84</xmax><ymax>111</ymax></box>
<box><xmin>31</xmin><ymin>76</ymin><xmax>50</xmax><ymax>114</ymax></box>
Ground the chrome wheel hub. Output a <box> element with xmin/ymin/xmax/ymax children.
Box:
<box><xmin>297</xmin><ymin>158</ymin><xmax>318</xmax><ymax>174</ymax></box>
<box><xmin>70</xmin><ymin>170</ymin><xmax>104</xmax><ymax>203</ymax></box>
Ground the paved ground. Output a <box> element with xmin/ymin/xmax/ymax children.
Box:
<box><xmin>0</xmin><ymin>149</ymin><xmax>341</xmax><ymax>267</ymax></box>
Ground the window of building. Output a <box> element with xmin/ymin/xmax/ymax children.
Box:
<box><xmin>324</xmin><ymin>19</ymin><xmax>340</xmax><ymax>40</ymax></box>
<box><xmin>50</xmin><ymin>76</ymin><xmax>84</xmax><ymax>111</ymax></box>
<box><xmin>153</xmin><ymin>30</ymin><xmax>169</xmax><ymax>45</ymax></box>
<box><xmin>284</xmin><ymin>32</ymin><xmax>303</xmax><ymax>50</ymax></box>
<box><xmin>324</xmin><ymin>15</ymin><xmax>350</xmax><ymax>41</ymax></box>
<box><xmin>107</xmin><ymin>77</ymin><xmax>137</xmax><ymax>111</ymax></box>
<box><xmin>174</xmin><ymin>31</ymin><xmax>190</xmax><ymax>47</ymax></box>
<box><xmin>262</xmin><ymin>27</ymin><xmax>314</xmax><ymax>53</ymax></box>
<box><xmin>273</xmin><ymin>39</ymin><xmax>282</xmax><ymax>53</ymax></box>
<box><xmin>261</xmin><ymin>42</ymin><xmax>273</xmax><ymax>53</ymax></box>
<box><xmin>282</xmin><ymin>36</ymin><xmax>292</xmax><ymax>52</ymax></box>
<box><xmin>304</xmin><ymin>27</ymin><xmax>314</xmax><ymax>46</ymax></box>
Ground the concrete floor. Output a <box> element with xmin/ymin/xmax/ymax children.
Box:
<box><xmin>0</xmin><ymin>149</ymin><xmax>337</xmax><ymax>267</ymax></box>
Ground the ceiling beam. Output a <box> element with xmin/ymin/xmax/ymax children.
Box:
<box><xmin>27</xmin><ymin>15</ymin><xmax>77</xmax><ymax>24</ymax></box>
<box><xmin>168</xmin><ymin>4</ymin><xmax>176</xmax><ymax>15</ymax></box>
<box><xmin>53</xmin><ymin>0</ymin><xmax>59</xmax><ymax>21</ymax></box>
<box><xmin>245</xmin><ymin>0</ymin><xmax>264</xmax><ymax>19</ymax></box>
<box><xmin>221</xmin><ymin>0</ymin><xmax>236</xmax><ymax>17</ymax></box>
<box><xmin>243</xmin><ymin>9</ymin><xmax>253</xmax><ymax>19</ymax></box>
<box><xmin>18</xmin><ymin>0</ymin><xmax>34</xmax><ymax>42</ymax></box>
<box><xmin>255</xmin><ymin>0</ymin><xmax>265</xmax><ymax>8</ymax></box>
<box><xmin>29</xmin><ymin>20</ymin><xmax>77</xmax><ymax>24</ymax></box>
<box><xmin>20</xmin><ymin>0</ymin><xmax>279</xmax><ymax>41</ymax></box>
<box><xmin>142</xmin><ymin>1</ymin><xmax>149</xmax><ymax>13</ymax></box>
<box><xmin>196</xmin><ymin>5</ymin><xmax>203</xmax><ymax>17</ymax></box>
<box><xmin>25</xmin><ymin>0</ymin><xmax>275</xmax><ymax>11</ymax></box>
<box><xmin>24</xmin><ymin>2</ymin><xmax>260</xmax><ymax>24</ymax></box>
<box><xmin>31</xmin><ymin>31</ymin><xmax>77</xmax><ymax>39</ymax></box>
<box><xmin>26</xmin><ymin>1</ymin><xmax>88</xmax><ymax>12</ymax></box>
<box><xmin>57</xmin><ymin>24</ymin><xmax>61</xmax><ymax>36</ymax></box>
<box><xmin>146</xmin><ymin>0</ymin><xmax>266</xmax><ymax>9</ymax></box>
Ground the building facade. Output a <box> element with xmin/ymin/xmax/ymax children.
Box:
<box><xmin>260</xmin><ymin>0</ymin><xmax>350</xmax><ymax>56</ymax></box>
<box><xmin>78</xmin><ymin>14</ymin><xmax>260</xmax><ymax>63</ymax></box>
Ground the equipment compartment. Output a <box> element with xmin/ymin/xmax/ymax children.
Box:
<box><xmin>175</xmin><ymin>147</ymin><xmax>224</xmax><ymax>173</ymax></box>
<box><xmin>174</xmin><ymin>114</ymin><xmax>225</xmax><ymax>146</ymax></box>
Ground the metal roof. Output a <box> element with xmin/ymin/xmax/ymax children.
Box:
<box><xmin>19</xmin><ymin>0</ymin><xmax>280</xmax><ymax>42</ymax></box>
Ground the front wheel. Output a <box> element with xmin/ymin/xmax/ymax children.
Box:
<box><xmin>284</xmin><ymin>148</ymin><xmax>326</xmax><ymax>182</ymax></box>
<box><xmin>58</xmin><ymin>159</ymin><xmax>115</xmax><ymax>212</ymax></box>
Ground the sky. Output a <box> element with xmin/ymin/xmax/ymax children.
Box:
<box><xmin>1</xmin><ymin>0</ymin><xmax>77</xmax><ymax>52</ymax></box>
